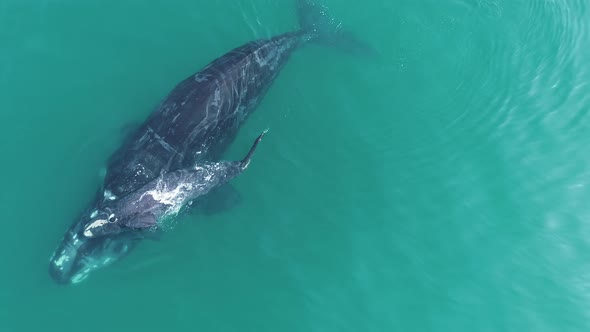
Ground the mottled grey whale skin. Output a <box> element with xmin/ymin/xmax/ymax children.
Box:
<box><xmin>49</xmin><ymin>0</ymin><xmax>369</xmax><ymax>284</ymax></box>
<box><xmin>105</xmin><ymin>30</ymin><xmax>308</xmax><ymax>199</ymax></box>
<box><xmin>49</xmin><ymin>30</ymin><xmax>305</xmax><ymax>284</ymax></box>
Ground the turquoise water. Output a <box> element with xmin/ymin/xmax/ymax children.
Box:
<box><xmin>2</xmin><ymin>0</ymin><xmax>590</xmax><ymax>331</ymax></box>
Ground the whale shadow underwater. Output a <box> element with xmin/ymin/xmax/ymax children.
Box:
<box><xmin>49</xmin><ymin>0</ymin><xmax>374</xmax><ymax>284</ymax></box>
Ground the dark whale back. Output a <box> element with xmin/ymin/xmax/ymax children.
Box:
<box><xmin>103</xmin><ymin>31</ymin><xmax>306</xmax><ymax>198</ymax></box>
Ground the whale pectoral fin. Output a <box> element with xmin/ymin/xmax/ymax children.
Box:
<box><xmin>124</xmin><ymin>214</ymin><xmax>157</xmax><ymax>229</ymax></box>
<box><xmin>192</xmin><ymin>184</ymin><xmax>242</xmax><ymax>216</ymax></box>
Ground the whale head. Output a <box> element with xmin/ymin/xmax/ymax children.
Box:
<box><xmin>48</xmin><ymin>208</ymin><xmax>139</xmax><ymax>284</ymax></box>
<box><xmin>81</xmin><ymin>191</ymin><xmax>161</xmax><ymax>239</ymax></box>
<box><xmin>82</xmin><ymin>207</ymin><xmax>127</xmax><ymax>238</ymax></box>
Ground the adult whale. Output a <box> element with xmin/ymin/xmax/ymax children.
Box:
<box><xmin>49</xmin><ymin>0</ymin><xmax>371</xmax><ymax>284</ymax></box>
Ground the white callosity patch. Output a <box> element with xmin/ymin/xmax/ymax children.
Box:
<box><xmin>104</xmin><ymin>190</ymin><xmax>117</xmax><ymax>201</ymax></box>
<box><xmin>53</xmin><ymin>254</ymin><xmax>70</xmax><ymax>270</ymax></box>
<box><xmin>72</xmin><ymin>233</ymin><xmax>81</xmax><ymax>246</ymax></box>
<box><xmin>84</xmin><ymin>219</ymin><xmax>108</xmax><ymax>237</ymax></box>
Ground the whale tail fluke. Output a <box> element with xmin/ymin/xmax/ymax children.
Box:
<box><xmin>296</xmin><ymin>0</ymin><xmax>377</xmax><ymax>57</ymax></box>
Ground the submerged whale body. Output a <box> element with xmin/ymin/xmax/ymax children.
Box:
<box><xmin>49</xmin><ymin>0</ymin><xmax>371</xmax><ymax>284</ymax></box>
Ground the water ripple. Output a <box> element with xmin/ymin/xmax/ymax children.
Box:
<box><xmin>386</xmin><ymin>0</ymin><xmax>590</xmax><ymax>176</ymax></box>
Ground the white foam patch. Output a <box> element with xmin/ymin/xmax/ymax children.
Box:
<box><xmin>140</xmin><ymin>181</ymin><xmax>195</xmax><ymax>217</ymax></box>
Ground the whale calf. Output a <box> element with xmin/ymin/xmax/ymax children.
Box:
<box><xmin>82</xmin><ymin>130</ymin><xmax>266</xmax><ymax>239</ymax></box>
<box><xmin>49</xmin><ymin>0</ymin><xmax>371</xmax><ymax>284</ymax></box>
